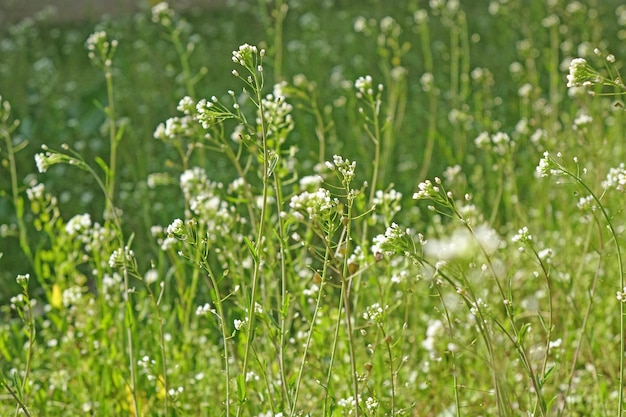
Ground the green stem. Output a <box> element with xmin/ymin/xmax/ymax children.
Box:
<box><xmin>1</xmin><ymin>121</ymin><xmax>33</xmax><ymax>266</ymax></box>
<box><xmin>236</xmin><ymin>61</ymin><xmax>268</xmax><ymax>417</ymax></box>
<box><xmin>2</xmin><ymin>378</ymin><xmax>32</xmax><ymax>417</ymax></box>
<box><xmin>171</xmin><ymin>29</ymin><xmax>196</xmax><ymax>99</ymax></box>
<box><xmin>200</xmin><ymin>264</ymin><xmax>231</xmax><ymax>415</ymax></box>
<box><xmin>417</xmin><ymin>20</ymin><xmax>437</xmax><ymax>181</ymax></box>
<box><xmin>290</xmin><ymin>237</ymin><xmax>330</xmax><ymax>414</ymax></box>
<box><xmin>560</xmin><ymin>170</ymin><xmax>625</xmax><ymax>416</ymax></box>
<box><xmin>340</xmin><ymin>205</ymin><xmax>360</xmax><ymax>417</ymax></box>
<box><xmin>104</xmin><ymin>66</ymin><xmax>118</xmax><ymax>222</ymax></box>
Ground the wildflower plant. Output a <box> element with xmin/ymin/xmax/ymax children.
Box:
<box><xmin>4</xmin><ymin>2</ymin><xmax>626</xmax><ymax>417</ymax></box>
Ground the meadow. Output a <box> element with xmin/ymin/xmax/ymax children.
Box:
<box><xmin>2</xmin><ymin>0</ymin><xmax>626</xmax><ymax>415</ymax></box>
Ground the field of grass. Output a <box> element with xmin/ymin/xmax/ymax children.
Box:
<box><xmin>2</xmin><ymin>0</ymin><xmax>626</xmax><ymax>415</ymax></box>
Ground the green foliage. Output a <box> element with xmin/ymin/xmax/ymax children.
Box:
<box><xmin>2</xmin><ymin>0</ymin><xmax>626</xmax><ymax>416</ymax></box>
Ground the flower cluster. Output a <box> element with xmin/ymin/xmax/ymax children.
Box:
<box><xmin>196</xmin><ymin>303</ymin><xmax>217</xmax><ymax>317</ymax></box>
<box><xmin>577</xmin><ymin>195</ymin><xmax>596</xmax><ymax>212</ymax></box>
<box><xmin>195</xmin><ymin>94</ymin><xmax>237</xmax><ymax>128</ymax></box>
<box><xmin>65</xmin><ymin>213</ymin><xmax>92</xmax><ymax>236</ymax></box>
<box><xmin>85</xmin><ymin>30</ymin><xmax>118</xmax><ymax>68</ymax></box>
<box><xmin>102</xmin><ymin>273</ymin><xmax>123</xmax><ymax>305</ymax></box>
<box><xmin>166</xmin><ymin>218</ymin><xmax>187</xmax><ymax>239</ymax></box>
<box><xmin>372</xmin><ymin>188</ymin><xmax>402</xmax><ymax>224</ymax></box>
<box><xmin>232</xmin><ymin>43</ymin><xmax>264</xmax><ymax>73</ymax></box>
<box><xmin>424</xmin><ymin>225</ymin><xmax>498</xmax><ymax>261</ymax></box>
<box><xmin>363</xmin><ymin>302</ymin><xmax>387</xmax><ymax>324</ymax></box>
<box><xmin>234</xmin><ymin>316</ymin><xmax>249</xmax><ymax>332</ymax></box>
<box><xmin>422</xmin><ymin>319</ymin><xmax>444</xmax><ymax>358</ymax></box>
<box><xmin>258</xmin><ymin>87</ymin><xmax>294</xmax><ymax>143</ymax></box>
<box><xmin>535</xmin><ymin>152</ymin><xmax>563</xmax><ymax>178</ymax></box>
<box><xmin>151</xmin><ymin>2</ymin><xmax>175</xmax><ymax>27</ymax></box>
<box><xmin>371</xmin><ymin>223</ymin><xmax>410</xmax><ymax>257</ymax></box>
<box><xmin>412</xmin><ymin>178</ymin><xmax>441</xmax><ymax>200</ymax></box>
<box><xmin>178</xmin><ymin>167</ymin><xmax>237</xmax><ymax>235</ymax></box>
<box><xmin>602</xmin><ymin>163</ymin><xmax>626</xmax><ymax>192</ymax></box>
<box><xmin>34</xmin><ymin>147</ymin><xmax>73</xmax><ymax>173</ymax></box>
<box><xmin>354</xmin><ymin>75</ymin><xmax>383</xmax><ymax>99</ymax></box>
<box><xmin>26</xmin><ymin>183</ymin><xmax>45</xmax><ymax>201</ymax></box>
<box><xmin>108</xmin><ymin>246</ymin><xmax>135</xmax><ymax>268</ymax></box>
<box><xmin>469</xmin><ymin>297</ymin><xmax>489</xmax><ymax>316</ymax></box>
<box><xmin>153</xmin><ymin>115</ymin><xmax>197</xmax><ymax>142</ymax></box>
<box><xmin>566</xmin><ymin>58</ymin><xmax>600</xmax><ymax>88</ymax></box>
<box><xmin>573</xmin><ymin>113</ymin><xmax>593</xmax><ymax>130</ymax></box>
<box><xmin>325</xmin><ymin>154</ymin><xmax>356</xmax><ymax>187</ymax></box>
<box><xmin>512</xmin><ymin>226</ymin><xmax>533</xmax><ymax>245</ymax></box>
<box><xmin>289</xmin><ymin>188</ymin><xmax>334</xmax><ymax>221</ymax></box>
<box><xmin>474</xmin><ymin>131</ymin><xmax>514</xmax><ymax>156</ymax></box>
<box><xmin>16</xmin><ymin>274</ymin><xmax>29</xmax><ymax>288</ymax></box>
<box><xmin>62</xmin><ymin>285</ymin><xmax>83</xmax><ymax>307</ymax></box>
<box><xmin>420</xmin><ymin>72</ymin><xmax>435</xmax><ymax>92</ymax></box>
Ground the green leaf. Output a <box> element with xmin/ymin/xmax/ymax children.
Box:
<box><xmin>95</xmin><ymin>156</ymin><xmax>110</xmax><ymax>176</ymax></box>
<box><xmin>267</xmin><ymin>152</ymin><xmax>279</xmax><ymax>177</ymax></box>
<box><xmin>243</xmin><ymin>236</ymin><xmax>259</xmax><ymax>264</ymax></box>
<box><xmin>0</xmin><ymin>331</ymin><xmax>12</xmax><ymax>362</ymax></box>
<box><xmin>541</xmin><ymin>364</ymin><xmax>555</xmax><ymax>384</ymax></box>
<box><xmin>115</xmin><ymin>119</ymin><xmax>127</xmax><ymax>144</ymax></box>
<box><xmin>236</xmin><ymin>374</ymin><xmax>246</xmax><ymax>403</ymax></box>
<box><xmin>517</xmin><ymin>323</ymin><xmax>530</xmax><ymax>345</ymax></box>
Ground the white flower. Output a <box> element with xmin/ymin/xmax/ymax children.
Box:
<box><xmin>108</xmin><ymin>246</ymin><xmax>135</xmax><ymax>268</ymax></box>
<box><xmin>299</xmin><ymin>175</ymin><xmax>323</xmax><ymax>189</ymax></box>
<box><xmin>144</xmin><ymin>269</ymin><xmax>159</xmax><ymax>285</ymax></box>
<box><xmin>603</xmin><ymin>163</ymin><xmax>626</xmax><ymax>192</ymax></box>
<box><xmin>566</xmin><ymin>57</ymin><xmax>599</xmax><ymax>88</ymax></box>
<box><xmin>363</xmin><ymin>303</ymin><xmax>385</xmax><ymax>322</ymax></box>
<box><xmin>573</xmin><ymin>113</ymin><xmax>593</xmax><ymax>130</ymax></box>
<box><xmin>26</xmin><ymin>183</ymin><xmax>45</xmax><ymax>201</ymax></box>
<box><xmin>166</xmin><ymin>218</ymin><xmax>185</xmax><ymax>237</ymax></box>
<box><xmin>65</xmin><ymin>214</ymin><xmax>92</xmax><ymax>236</ymax></box>
<box><xmin>289</xmin><ymin>188</ymin><xmax>334</xmax><ymax>220</ymax></box>
<box><xmin>62</xmin><ymin>286</ymin><xmax>83</xmax><ymax>307</ymax></box>
<box><xmin>196</xmin><ymin>303</ymin><xmax>216</xmax><ymax>317</ymax></box>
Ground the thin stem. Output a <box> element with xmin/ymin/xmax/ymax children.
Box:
<box><xmin>416</xmin><ymin>19</ymin><xmax>437</xmax><ymax>181</ymax></box>
<box><xmin>380</xmin><ymin>326</ymin><xmax>395</xmax><ymax>416</ymax></box>
<box><xmin>559</xmin><ymin>170</ymin><xmax>625</xmax><ymax>415</ymax></box>
<box><xmin>323</xmin><ymin>273</ymin><xmax>346</xmax><ymax>415</ymax></box>
<box><xmin>171</xmin><ymin>27</ymin><xmax>196</xmax><ymax>99</ymax></box>
<box><xmin>12</xmin><ymin>289</ymin><xmax>36</xmax><ymax>416</ymax></box>
<box><xmin>104</xmin><ymin>66</ymin><xmax>118</xmax><ymax>221</ymax></box>
<box><xmin>2</xmin><ymin>379</ymin><xmax>32</xmax><ymax>417</ymax></box>
<box><xmin>340</xmin><ymin>204</ymin><xmax>360</xmax><ymax>417</ymax></box>
<box><xmin>557</xmin><ymin>220</ymin><xmax>598</xmax><ymax>417</ymax></box>
<box><xmin>236</xmin><ymin>60</ymin><xmax>268</xmax><ymax>417</ymax></box>
<box><xmin>2</xmin><ymin>123</ymin><xmax>33</xmax><ymax>266</ymax></box>
<box><xmin>145</xmin><ymin>280</ymin><xmax>170</xmax><ymax>416</ymax></box>
<box><xmin>273</xmin><ymin>170</ymin><xmax>291</xmax><ymax>409</ymax></box>
<box><xmin>200</xmin><ymin>264</ymin><xmax>231</xmax><ymax>415</ymax></box>
<box><xmin>290</xmin><ymin>239</ymin><xmax>331</xmax><ymax>414</ymax></box>
<box><xmin>122</xmin><ymin>266</ymin><xmax>140</xmax><ymax>417</ymax></box>
<box><xmin>435</xmin><ymin>284</ymin><xmax>461</xmax><ymax>417</ymax></box>
<box><xmin>272</xmin><ymin>0</ymin><xmax>287</xmax><ymax>82</ymax></box>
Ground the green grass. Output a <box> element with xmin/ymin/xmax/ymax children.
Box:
<box><xmin>2</xmin><ymin>0</ymin><xmax>626</xmax><ymax>415</ymax></box>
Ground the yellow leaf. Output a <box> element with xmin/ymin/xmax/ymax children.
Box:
<box><xmin>51</xmin><ymin>283</ymin><xmax>62</xmax><ymax>309</ymax></box>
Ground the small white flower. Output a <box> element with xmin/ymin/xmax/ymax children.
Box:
<box><xmin>602</xmin><ymin>163</ymin><xmax>626</xmax><ymax>192</ymax></box>
<box><xmin>196</xmin><ymin>303</ymin><xmax>216</xmax><ymax>317</ymax></box>
<box><xmin>167</xmin><ymin>218</ymin><xmax>185</xmax><ymax>237</ymax></box>
<box><xmin>566</xmin><ymin>57</ymin><xmax>599</xmax><ymax>88</ymax></box>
